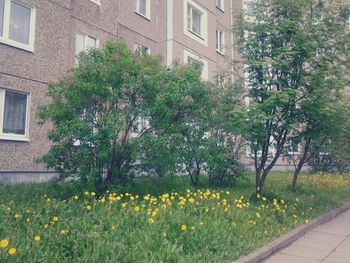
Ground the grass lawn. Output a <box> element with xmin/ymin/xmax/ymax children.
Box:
<box><xmin>1</xmin><ymin>172</ymin><xmax>350</xmax><ymax>262</ymax></box>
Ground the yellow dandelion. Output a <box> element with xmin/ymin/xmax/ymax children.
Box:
<box><xmin>134</xmin><ymin>206</ymin><xmax>140</xmax><ymax>212</ymax></box>
<box><xmin>199</xmin><ymin>221</ymin><xmax>204</xmax><ymax>226</ymax></box>
<box><xmin>34</xmin><ymin>235</ymin><xmax>41</xmax><ymax>241</ymax></box>
<box><xmin>180</xmin><ymin>224</ymin><xmax>187</xmax><ymax>231</ymax></box>
<box><xmin>14</xmin><ymin>214</ymin><xmax>20</xmax><ymax>219</ymax></box>
<box><xmin>0</xmin><ymin>239</ymin><xmax>9</xmax><ymax>248</ymax></box>
<box><xmin>304</xmin><ymin>219</ymin><xmax>309</xmax><ymax>224</ymax></box>
<box><xmin>256</xmin><ymin>212</ymin><xmax>261</xmax><ymax>219</ymax></box>
<box><xmin>60</xmin><ymin>230</ymin><xmax>66</xmax><ymax>235</ymax></box>
<box><xmin>53</xmin><ymin>216</ymin><xmax>59</xmax><ymax>222</ymax></box>
<box><xmin>91</xmin><ymin>192</ymin><xmax>96</xmax><ymax>196</ymax></box>
<box><xmin>148</xmin><ymin>218</ymin><xmax>154</xmax><ymax>224</ymax></box>
<box><xmin>86</xmin><ymin>205</ymin><xmax>92</xmax><ymax>210</ymax></box>
<box><xmin>73</xmin><ymin>195</ymin><xmax>79</xmax><ymax>200</ymax></box>
<box><xmin>44</xmin><ymin>224</ymin><xmax>49</xmax><ymax>229</ymax></box>
<box><xmin>112</xmin><ymin>225</ymin><xmax>117</xmax><ymax>231</ymax></box>
<box><xmin>6</xmin><ymin>207</ymin><xmax>11</xmax><ymax>211</ymax></box>
<box><xmin>162</xmin><ymin>232</ymin><xmax>167</xmax><ymax>238</ymax></box>
<box><xmin>84</xmin><ymin>191</ymin><xmax>89</xmax><ymax>195</ymax></box>
<box><xmin>8</xmin><ymin>247</ymin><xmax>16</xmax><ymax>255</ymax></box>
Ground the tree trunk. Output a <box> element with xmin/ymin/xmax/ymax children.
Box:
<box><xmin>292</xmin><ymin>138</ymin><xmax>311</xmax><ymax>191</ymax></box>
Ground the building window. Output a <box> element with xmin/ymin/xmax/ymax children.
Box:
<box><xmin>286</xmin><ymin>139</ymin><xmax>300</xmax><ymax>155</ymax></box>
<box><xmin>216</xmin><ymin>0</ymin><xmax>224</xmax><ymax>11</ymax></box>
<box><xmin>135</xmin><ymin>0</ymin><xmax>150</xmax><ymax>20</ymax></box>
<box><xmin>184</xmin><ymin>50</ymin><xmax>208</xmax><ymax>81</ymax></box>
<box><xmin>243</xmin><ymin>0</ymin><xmax>256</xmax><ymax>21</ymax></box>
<box><xmin>216</xmin><ymin>30</ymin><xmax>224</xmax><ymax>54</ymax></box>
<box><xmin>0</xmin><ymin>0</ymin><xmax>36</xmax><ymax>52</ymax></box>
<box><xmin>88</xmin><ymin>0</ymin><xmax>101</xmax><ymax>6</ymax></box>
<box><xmin>214</xmin><ymin>74</ymin><xmax>225</xmax><ymax>87</ymax></box>
<box><xmin>0</xmin><ymin>89</ymin><xmax>29</xmax><ymax>141</ymax></box>
<box><xmin>184</xmin><ymin>0</ymin><xmax>208</xmax><ymax>46</ymax></box>
<box><xmin>75</xmin><ymin>32</ymin><xmax>98</xmax><ymax>63</ymax></box>
<box><xmin>134</xmin><ymin>43</ymin><xmax>150</xmax><ymax>55</ymax></box>
<box><xmin>187</xmin><ymin>4</ymin><xmax>202</xmax><ymax>36</ymax></box>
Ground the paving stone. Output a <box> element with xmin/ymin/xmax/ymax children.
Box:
<box><xmin>279</xmin><ymin>244</ymin><xmax>332</xmax><ymax>260</ymax></box>
<box><xmin>315</xmin><ymin>220</ymin><xmax>350</xmax><ymax>237</ymax></box>
<box><xmin>293</xmin><ymin>231</ymin><xmax>345</xmax><ymax>251</ymax></box>
<box><xmin>263</xmin><ymin>253</ymin><xmax>319</xmax><ymax>263</ymax></box>
<box><xmin>335</xmin><ymin>238</ymin><xmax>350</xmax><ymax>255</ymax></box>
<box><xmin>323</xmin><ymin>252</ymin><xmax>350</xmax><ymax>263</ymax></box>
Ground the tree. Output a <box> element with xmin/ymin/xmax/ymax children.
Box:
<box><xmin>289</xmin><ymin>96</ymin><xmax>350</xmax><ymax>190</ymax></box>
<box><xmin>235</xmin><ymin>0</ymin><xmax>350</xmax><ymax>194</ymax></box>
<box><xmin>38</xmin><ymin>41</ymin><xmax>209</xmax><ymax>187</ymax></box>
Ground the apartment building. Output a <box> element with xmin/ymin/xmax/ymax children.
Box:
<box><xmin>0</xmin><ymin>0</ymin><xmax>240</xmax><ymax>182</ymax></box>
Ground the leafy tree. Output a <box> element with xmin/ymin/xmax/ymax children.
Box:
<box><xmin>38</xmin><ymin>41</ymin><xmax>209</xmax><ymax>187</ymax></box>
<box><xmin>235</xmin><ymin>0</ymin><xmax>350</xmax><ymax>194</ymax></box>
<box><xmin>289</xmin><ymin>96</ymin><xmax>350</xmax><ymax>190</ymax></box>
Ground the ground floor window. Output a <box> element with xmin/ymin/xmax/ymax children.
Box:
<box><xmin>0</xmin><ymin>88</ymin><xmax>29</xmax><ymax>141</ymax></box>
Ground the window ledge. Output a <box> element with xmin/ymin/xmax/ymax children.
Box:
<box><xmin>216</xmin><ymin>49</ymin><xmax>225</xmax><ymax>56</ymax></box>
<box><xmin>216</xmin><ymin>6</ymin><xmax>224</xmax><ymax>12</ymax></box>
<box><xmin>88</xmin><ymin>0</ymin><xmax>101</xmax><ymax>6</ymax></box>
<box><xmin>187</xmin><ymin>29</ymin><xmax>205</xmax><ymax>41</ymax></box>
<box><xmin>0</xmin><ymin>38</ymin><xmax>34</xmax><ymax>53</ymax></box>
<box><xmin>134</xmin><ymin>10</ymin><xmax>151</xmax><ymax>21</ymax></box>
<box><xmin>0</xmin><ymin>135</ymin><xmax>29</xmax><ymax>142</ymax></box>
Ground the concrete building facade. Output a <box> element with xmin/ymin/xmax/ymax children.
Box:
<box><xmin>0</xmin><ymin>0</ymin><xmax>240</xmax><ymax>181</ymax></box>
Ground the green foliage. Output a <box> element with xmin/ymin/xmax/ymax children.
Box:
<box><xmin>1</xmin><ymin>172</ymin><xmax>350</xmax><ymax>262</ymax></box>
<box><xmin>38</xmin><ymin>40</ymin><xmax>244</xmax><ymax>188</ymax></box>
<box><xmin>235</xmin><ymin>0</ymin><xmax>350</xmax><ymax>193</ymax></box>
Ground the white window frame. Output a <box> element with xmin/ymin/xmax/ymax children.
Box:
<box><xmin>242</xmin><ymin>0</ymin><xmax>256</xmax><ymax>22</ymax></box>
<box><xmin>134</xmin><ymin>43</ymin><xmax>150</xmax><ymax>55</ymax></box>
<box><xmin>183</xmin><ymin>0</ymin><xmax>208</xmax><ymax>47</ymax></box>
<box><xmin>286</xmin><ymin>140</ymin><xmax>300</xmax><ymax>155</ymax></box>
<box><xmin>0</xmin><ymin>88</ymin><xmax>30</xmax><ymax>141</ymax></box>
<box><xmin>215</xmin><ymin>74</ymin><xmax>225</xmax><ymax>87</ymax></box>
<box><xmin>184</xmin><ymin>50</ymin><xmax>208</xmax><ymax>81</ymax></box>
<box><xmin>216</xmin><ymin>0</ymin><xmax>224</xmax><ymax>11</ymax></box>
<box><xmin>88</xmin><ymin>0</ymin><xmax>101</xmax><ymax>6</ymax></box>
<box><xmin>216</xmin><ymin>30</ymin><xmax>225</xmax><ymax>54</ymax></box>
<box><xmin>0</xmin><ymin>0</ymin><xmax>36</xmax><ymax>52</ymax></box>
<box><xmin>75</xmin><ymin>32</ymin><xmax>99</xmax><ymax>64</ymax></box>
<box><xmin>135</xmin><ymin>0</ymin><xmax>151</xmax><ymax>20</ymax></box>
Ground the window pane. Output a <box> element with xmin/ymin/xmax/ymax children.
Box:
<box><xmin>187</xmin><ymin>5</ymin><xmax>191</xmax><ymax>30</ymax></box>
<box><xmin>0</xmin><ymin>0</ymin><xmax>4</xmax><ymax>36</ymax></box>
<box><xmin>3</xmin><ymin>91</ymin><xmax>27</xmax><ymax>135</ymax></box>
<box><xmin>192</xmin><ymin>9</ymin><xmax>201</xmax><ymax>35</ymax></box>
<box><xmin>86</xmin><ymin>36</ymin><xmax>96</xmax><ymax>49</ymax></box>
<box><xmin>9</xmin><ymin>2</ymin><xmax>31</xmax><ymax>44</ymax></box>
<box><xmin>75</xmin><ymin>33</ymin><xmax>85</xmax><ymax>56</ymax></box>
<box><xmin>137</xmin><ymin>0</ymin><xmax>146</xmax><ymax>15</ymax></box>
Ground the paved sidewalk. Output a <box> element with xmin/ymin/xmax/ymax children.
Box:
<box><xmin>264</xmin><ymin>210</ymin><xmax>350</xmax><ymax>263</ymax></box>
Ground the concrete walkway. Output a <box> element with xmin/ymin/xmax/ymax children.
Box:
<box><xmin>264</xmin><ymin>210</ymin><xmax>350</xmax><ymax>263</ymax></box>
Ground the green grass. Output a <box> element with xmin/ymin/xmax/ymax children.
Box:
<box><xmin>1</xmin><ymin>172</ymin><xmax>350</xmax><ymax>262</ymax></box>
